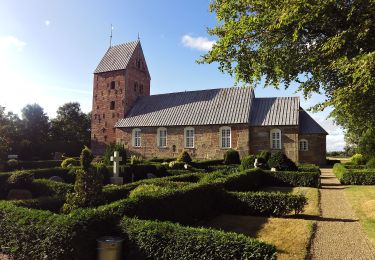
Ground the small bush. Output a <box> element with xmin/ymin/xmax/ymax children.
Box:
<box><xmin>334</xmin><ymin>163</ymin><xmax>375</xmax><ymax>185</ymax></box>
<box><xmin>366</xmin><ymin>158</ymin><xmax>375</xmax><ymax>169</ymax></box>
<box><xmin>80</xmin><ymin>146</ymin><xmax>94</xmax><ymax>170</ymax></box>
<box><xmin>61</xmin><ymin>158</ymin><xmax>80</xmax><ymax>168</ymax></box>
<box><xmin>130</xmin><ymin>155</ymin><xmax>143</xmax><ymax>165</ymax></box>
<box><xmin>257</xmin><ymin>150</ymin><xmax>271</xmax><ymax>162</ymax></box>
<box><xmin>177</xmin><ymin>151</ymin><xmax>192</xmax><ymax>163</ymax></box>
<box><xmin>6</xmin><ymin>171</ymin><xmax>34</xmax><ymax>189</ymax></box>
<box><xmin>223</xmin><ymin>149</ymin><xmax>240</xmax><ymax>165</ymax></box>
<box><xmin>169</xmin><ymin>160</ymin><xmax>185</xmax><ymax>169</ymax></box>
<box><xmin>6</xmin><ymin>159</ymin><xmax>18</xmax><ymax>170</ymax></box>
<box><xmin>267</xmin><ymin>151</ymin><xmax>297</xmax><ymax>171</ymax></box>
<box><xmin>129</xmin><ymin>184</ymin><xmax>170</xmax><ymax>199</ymax></box>
<box><xmin>298</xmin><ymin>164</ymin><xmax>320</xmax><ymax>173</ymax></box>
<box><xmin>120</xmin><ymin>217</ymin><xmax>277</xmax><ymax>260</ymax></box>
<box><xmin>222</xmin><ymin>191</ymin><xmax>307</xmax><ymax>216</ymax></box>
<box><xmin>239</xmin><ymin>155</ymin><xmax>256</xmax><ymax>171</ymax></box>
<box><xmin>30</xmin><ymin>179</ymin><xmax>74</xmax><ymax>197</ymax></box>
<box><xmin>350</xmin><ymin>153</ymin><xmax>366</xmax><ymax>165</ymax></box>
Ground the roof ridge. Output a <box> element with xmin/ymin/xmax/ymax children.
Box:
<box><xmin>147</xmin><ymin>86</ymin><xmax>253</xmax><ymax>98</ymax></box>
<box><xmin>110</xmin><ymin>40</ymin><xmax>140</xmax><ymax>49</ymax></box>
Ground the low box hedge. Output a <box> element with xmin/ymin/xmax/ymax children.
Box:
<box><xmin>30</xmin><ymin>179</ymin><xmax>74</xmax><ymax>197</ymax></box>
<box><xmin>298</xmin><ymin>164</ymin><xmax>320</xmax><ymax>173</ymax></box>
<box><xmin>261</xmin><ymin>170</ymin><xmax>320</xmax><ymax>187</ymax></box>
<box><xmin>333</xmin><ymin>163</ymin><xmax>375</xmax><ymax>185</ymax></box>
<box><xmin>120</xmin><ymin>217</ymin><xmax>277</xmax><ymax>260</ymax></box>
<box><xmin>4</xmin><ymin>160</ymin><xmax>63</xmax><ymax>172</ymax></box>
<box><xmin>10</xmin><ymin>196</ymin><xmax>65</xmax><ymax>212</ymax></box>
<box><xmin>221</xmin><ymin>191</ymin><xmax>307</xmax><ymax>216</ymax></box>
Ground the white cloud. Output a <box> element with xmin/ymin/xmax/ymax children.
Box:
<box><xmin>0</xmin><ymin>35</ymin><xmax>26</xmax><ymax>52</ymax></box>
<box><xmin>45</xmin><ymin>20</ymin><xmax>51</xmax><ymax>26</ymax></box>
<box><xmin>181</xmin><ymin>34</ymin><xmax>215</xmax><ymax>51</ymax></box>
<box><xmin>311</xmin><ymin>115</ymin><xmax>346</xmax><ymax>151</ymax></box>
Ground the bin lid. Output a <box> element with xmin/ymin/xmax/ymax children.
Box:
<box><xmin>97</xmin><ymin>236</ymin><xmax>124</xmax><ymax>243</ymax></box>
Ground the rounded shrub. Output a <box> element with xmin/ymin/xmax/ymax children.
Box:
<box><xmin>80</xmin><ymin>146</ymin><xmax>94</xmax><ymax>170</ymax></box>
<box><xmin>6</xmin><ymin>171</ymin><xmax>34</xmax><ymax>189</ymax></box>
<box><xmin>129</xmin><ymin>184</ymin><xmax>170</xmax><ymax>198</ymax></box>
<box><xmin>257</xmin><ymin>150</ymin><xmax>271</xmax><ymax>162</ymax></box>
<box><xmin>177</xmin><ymin>151</ymin><xmax>192</xmax><ymax>163</ymax></box>
<box><xmin>61</xmin><ymin>158</ymin><xmax>79</xmax><ymax>168</ymax></box>
<box><xmin>223</xmin><ymin>149</ymin><xmax>240</xmax><ymax>165</ymax></box>
<box><xmin>239</xmin><ymin>155</ymin><xmax>256</xmax><ymax>171</ymax></box>
<box><xmin>366</xmin><ymin>158</ymin><xmax>375</xmax><ymax>169</ymax></box>
<box><xmin>350</xmin><ymin>153</ymin><xmax>366</xmax><ymax>165</ymax></box>
<box><xmin>169</xmin><ymin>160</ymin><xmax>185</xmax><ymax>169</ymax></box>
<box><xmin>267</xmin><ymin>151</ymin><xmax>284</xmax><ymax>169</ymax></box>
<box><xmin>7</xmin><ymin>159</ymin><xmax>19</xmax><ymax>170</ymax></box>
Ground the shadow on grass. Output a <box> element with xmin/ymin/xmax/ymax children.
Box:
<box><xmin>286</xmin><ymin>214</ymin><xmax>358</xmax><ymax>223</ymax></box>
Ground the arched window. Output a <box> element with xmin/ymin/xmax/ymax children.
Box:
<box><xmin>157</xmin><ymin>127</ymin><xmax>167</xmax><ymax>147</ymax></box>
<box><xmin>270</xmin><ymin>129</ymin><xmax>281</xmax><ymax>149</ymax></box>
<box><xmin>220</xmin><ymin>126</ymin><xmax>231</xmax><ymax>148</ymax></box>
<box><xmin>132</xmin><ymin>128</ymin><xmax>141</xmax><ymax>147</ymax></box>
<box><xmin>299</xmin><ymin>139</ymin><xmax>308</xmax><ymax>151</ymax></box>
<box><xmin>184</xmin><ymin>127</ymin><xmax>194</xmax><ymax>148</ymax></box>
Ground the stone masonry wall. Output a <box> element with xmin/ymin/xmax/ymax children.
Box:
<box><xmin>116</xmin><ymin>124</ymin><xmax>250</xmax><ymax>160</ymax></box>
<box><xmin>299</xmin><ymin>134</ymin><xmax>326</xmax><ymax>166</ymax></box>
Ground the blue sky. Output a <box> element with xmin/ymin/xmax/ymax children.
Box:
<box><xmin>0</xmin><ymin>0</ymin><xmax>344</xmax><ymax>151</ymax></box>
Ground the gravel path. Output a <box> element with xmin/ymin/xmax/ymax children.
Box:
<box><xmin>309</xmin><ymin>168</ymin><xmax>375</xmax><ymax>259</ymax></box>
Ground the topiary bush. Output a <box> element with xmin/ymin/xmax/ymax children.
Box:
<box><xmin>80</xmin><ymin>146</ymin><xmax>94</xmax><ymax>170</ymax></box>
<box><xmin>169</xmin><ymin>160</ymin><xmax>185</xmax><ymax>169</ymax></box>
<box><xmin>366</xmin><ymin>158</ymin><xmax>375</xmax><ymax>169</ymax></box>
<box><xmin>6</xmin><ymin>171</ymin><xmax>34</xmax><ymax>189</ymax></box>
<box><xmin>257</xmin><ymin>150</ymin><xmax>271</xmax><ymax>162</ymax></box>
<box><xmin>223</xmin><ymin>149</ymin><xmax>240</xmax><ymax>165</ymax></box>
<box><xmin>350</xmin><ymin>153</ymin><xmax>366</xmax><ymax>165</ymax></box>
<box><xmin>267</xmin><ymin>152</ymin><xmax>297</xmax><ymax>171</ymax></box>
<box><xmin>129</xmin><ymin>184</ymin><xmax>170</xmax><ymax>199</ymax></box>
<box><xmin>6</xmin><ymin>159</ymin><xmax>19</xmax><ymax>171</ymax></box>
<box><xmin>61</xmin><ymin>158</ymin><xmax>80</xmax><ymax>168</ymax></box>
<box><xmin>177</xmin><ymin>151</ymin><xmax>192</xmax><ymax>163</ymax></box>
<box><xmin>239</xmin><ymin>155</ymin><xmax>256</xmax><ymax>171</ymax></box>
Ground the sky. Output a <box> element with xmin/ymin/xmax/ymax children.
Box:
<box><xmin>0</xmin><ymin>0</ymin><xmax>345</xmax><ymax>151</ymax></box>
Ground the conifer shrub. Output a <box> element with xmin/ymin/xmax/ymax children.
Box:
<box><xmin>61</xmin><ymin>158</ymin><xmax>80</xmax><ymax>168</ymax></box>
<box><xmin>223</xmin><ymin>149</ymin><xmax>240</xmax><ymax>165</ymax></box>
<box><xmin>177</xmin><ymin>151</ymin><xmax>192</xmax><ymax>163</ymax></box>
<box><xmin>239</xmin><ymin>155</ymin><xmax>256</xmax><ymax>171</ymax></box>
<box><xmin>366</xmin><ymin>158</ymin><xmax>375</xmax><ymax>169</ymax></box>
<box><xmin>267</xmin><ymin>151</ymin><xmax>297</xmax><ymax>171</ymax></box>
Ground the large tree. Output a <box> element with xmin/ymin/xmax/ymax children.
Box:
<box><xmin>50</xmin><ymin>102</ymin><xmax>91</xmax><ymax>156</ymax></box>
<box><xmin>0</xmin><ymin>106</ymin><xmax>23</xmax><ymax>160</ymax></box>
<box><xmin>201</xmin><ymin>0</ymin><xmax>375</xmax><ymax>141</ymax></box>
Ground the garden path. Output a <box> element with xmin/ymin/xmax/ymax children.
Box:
<box><xmin>309</xmin><ymin>168</ymin><xmax>375</xmax><ymax>259</ymax></box>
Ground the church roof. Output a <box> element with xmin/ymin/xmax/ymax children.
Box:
<box><xmin>94</xmin><ymin>41</ymin><xmax>139</xmax><ymax>73</ymax></box>
<box><xmin>250</xmin><ymin>97</ymin><xmax>300</xmax><ymax>126</ymax></box>
<box><xmin>116</xmin><ymin>87</ymin><xmax>254</xmax><ymax>127</ymax></box>
<box><xmin>299</xmin><ymin>109</ymin><xmax>328</xmax><ymax>134</ymax></box>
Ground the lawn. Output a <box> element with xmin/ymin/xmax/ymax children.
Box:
<box><xmin>206</xmin><ymin>187</ymin><xmax>319</xmax><ymax>260</ymax></box>
<box><xmin>344</xmin><ymin>186</ymin><xmax>375</xmax><ymax>246</ymax></box>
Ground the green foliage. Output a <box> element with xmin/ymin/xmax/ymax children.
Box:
<box><xmin>358</xmin><ymin>129</ymin><xmax>375</xmax><ymax>159</ymax></box>
<box><xmin>223</xmin><ymin>149</ymin><xmax>240</xmax><ymax>165</ymax></box>
<box><xmin>6</xmin><ymin>171</ymin><xmax>34</xmax><ymax>189</ymax></box>
<box><xmin>350</xmin><ymin>153</ymin><xmax>366</xmax><ymax>165</ymax></box>
<box><xmin>366</xmin><ymin>158</ymin><xmax>375</xmax><ymax>169</ymax></box>
<box><xmin>261</xmin><ymin>170</ymin><xmax>320</xmax><ymax>188</ymax></box>
<box><xmin>334</xmin><ymin>163</ymin><xmax>375</xmax><ymax>185</ymax></box>
<box><xmin>239</xmin><ymin>155</ymin><xmax>256</xmax><ymax>171</ymax></box>
<box><xmin>177</xmin><ymin>151</ymin><xmax>192</xmax><ymax>163</ymax></box>
<box><xmin>298</xmin><ymin>164</ymin><xmax>320</xmax><ymax>173</ymax></box>
<box><xmin>168</xmin><ymin>160</ymin><xmax>185</xmax><ymax>169</ymax></box>
<box><xmin>104</xmin><ymin>142</ymin><xmax>127</xmax><ymax>165</ymax></box>
<box><xmin>257</xmin><ymin>150</ymin><xmax>271</xmax><ymax>162</ymax></box>
<box><xmin>80</xmin><ymin>146</ymin><xmax>94</xmax><ymax>170</ymax></box>
<box><xmin>120</xmin><ymin>217</ymin><xmax>276</xmax><ymax>260</ymax></box>
<box><xmin>6</xmin><ymin>159</ymin><xmax>18</xmax><ymax>169</ymax></box>
<box><xmin>30</xmin><ymin>179</ymin><xmax>74</xmax><ymax>198</ymax></box>
<box><xmin>267</xmin><ymin>152</ymin><xmax>297</xmax><ymax>171</ymax></box>
<box><xmin>61</xmin><ymin>157</ymin><xmax>80</xmax><ymax>168</ymax></box>
<box><xmin>11</xmin><ymin>196</ymin><xmax>65</xmax><ymax>213</ymax></box>
<box><xmin>222</xmin><ymin>191</ymin><xmax>307</xmax><ymax>216</ymax></box>
<box><xmin>129</xmin><ymin>184</ymin><xmax>170</xmax><ymax>199</ymax></box>
<box><xmin>130</xmin><ymin>155</ymin><xmax>142</xmax><ymax>165</ymax></box>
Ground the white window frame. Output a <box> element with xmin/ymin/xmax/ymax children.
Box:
<box><xmin>184</xmin><ymin>127</ymin><xmax>195</xmax><ymax>148</ymax></box>
<box><xmin>157</xmin><ymin>127</ymin><xmax>167</xmax><ymax>148</ymax></box>
<box><xmin>270</xmin><ymin>129</ymin><xmax>282</xmax><ymax>149</ymax></box>
<box><xmin>299</xmin><ymin>139</ymin><xmax>309</xmax><ymax>151</ymax></box>
<box><xmin>220</xmin><ymin>126</ymin><xmax>231</xmax><ymax>149</ymax></box>
<box><xmin>132</xmin><ymin>128</ymin><xmax>141</xmax><ymax>147</ymax></box>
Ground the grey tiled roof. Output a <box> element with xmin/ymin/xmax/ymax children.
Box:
<box><xmin>250</xmin><ymin>97</ymin><xmax>300</xmax><ymax>126</ymax></box>
<box><xmin>299</xmin><ymin>109</ymin><xmax>328</xmax><ymax>134</ymax></box>
<box><xmin>115</xmin><ymin>87</ymin><xmax>254</xmax><ymax>127</ymax></box>
<box><xmin>94</xmin><ymin>41</ymin><xmax>139</xmax><ymax>73</ymax></box>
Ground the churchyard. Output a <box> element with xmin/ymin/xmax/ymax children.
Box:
<box><xmin>1</xmin><ymin>148</ymin><xmax>375</xmax><ymax>259</ymax></box>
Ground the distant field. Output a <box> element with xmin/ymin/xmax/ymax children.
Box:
<box><xmin>327</xmin><ymin>156</ymin><xmax>350</xmax><ymax>163</ymax></box>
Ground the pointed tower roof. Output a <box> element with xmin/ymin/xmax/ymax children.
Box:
<box><xmin>94</xmin><ymin>40</ymin><xmax>140</xmax><ymax>73</ymax></box>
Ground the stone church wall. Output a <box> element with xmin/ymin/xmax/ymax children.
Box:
<box><xmin>299</xmin><ymin>134</ymin><xmax>327</xmax><ymax>166</ymax></box>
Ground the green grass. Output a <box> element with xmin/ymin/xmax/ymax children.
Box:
<box><xmin>206</xmin><ymin>187</ymin><xmax>319</xmax><ymax>260</ymax></box>
<box><xmin>344</xmin><ymin>186</ymin><xmax>375</xmax><ymax>246</ymax></box>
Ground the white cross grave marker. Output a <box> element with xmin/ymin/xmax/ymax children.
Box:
<box><xmin>110</xmin><ymin>151</ymin><xmax>123</xmax><ymax>184</ymax></box>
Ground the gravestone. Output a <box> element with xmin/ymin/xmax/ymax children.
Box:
<box><xmin>110</xmin><ymin>151</ymin><xmax>123</xmax><ymax>185</ymax></box>
<box><xmin>49</xmin><ymin>176</ymin><xmax>64</xmax><ymax>182</ymax></box>
<box><xmin>271</xmin><ymin>167</ymin><xmax>277</xmax><ymax>172</ymax></box>
<box><xmin>7</xmin><ymin>189</ymin><xmax>32</xmax><ymax>200</ymax></box>
<box><xmin>254</xmin><ymin>158</ymin><xmax>258</xmax><ymax>168</ymax></box>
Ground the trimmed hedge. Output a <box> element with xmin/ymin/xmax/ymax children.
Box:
<box><xmin>221</xmin><ymin>191</ymin><xmax>307</xmax><ymax>216</ymax></box>
<box><xmin>298</xmin><ymin>164</ymin><xmax>320</xmax><ymax>173</ymax></box>
<box><xmin>4</xmin><ymin>160</ymin><xmax>62</xmax><ymax>171</ymax></box>
<box><xmin>11</xmin><ymin>196</ymin><xmax>65</xmax><ymax>212</ymax></box>
<box><xmin>333</xmin><ymin>163</ymin><xmax>375</xmax><ymax>185</ymax></box>
<box><xmin>120</xmin><ymin>217</ymin><xmax>277</xmax><ymax>260</ymax></box>
<box><xmin>30</xmin><ymin>179</ymin><xmax>74</xmax><ymax>197</ymax></box>
<box><xmin>261</xmin><ymin>170</ymin><xmax>320</xmax><ymax>187</ymax></box>
<box><xmin>190</xmin><ymin>159</ymin><xmax>223</xmax><ymax>169</ymax></box>
<box><xmin>0</xmin><ymin>167</ymin><xmax>72</xmax><ymax>183</ymax></box>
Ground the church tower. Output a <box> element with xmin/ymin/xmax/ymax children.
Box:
<box><xmin>91</xmin><ymin>40</ymin><xmax>151</xmax><ymax>154</ymax></box>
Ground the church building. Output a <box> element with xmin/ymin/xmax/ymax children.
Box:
<box><xmin>91</xmin><ymin>40</ymin><xmax>327</xmax><ymax>165</ymax></box>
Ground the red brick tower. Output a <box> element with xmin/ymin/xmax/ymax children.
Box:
<box><xmin>91</xmin><ymin>40</ymin><xmax>150</xmax><ymax>154</ymax></box>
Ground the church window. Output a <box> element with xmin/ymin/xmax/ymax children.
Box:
<box><xmin>270</xmin><ymin>129</ymin><xmax>282</xmax><ymax>149</ymax></box>
<box><xmin>111</xmin><ymin>81</ymin><xmax>115</xmax><ymax>89</ymax></box>
<box><xmin>184</xmin><ymin>127</ymin><xmax>195</xmax><ymax>148</ymax></box>
<box><xmin>157</xmin><ymin>127</ymin><xmax>167</xmax><ymax>147</ymax></box>
<box><xmin>299</xmin><ymin>139</ymin><xmax>308</xmax><ymax>151</ymax></box>
<box><xmin>220</xmin><ymin>126</ymin><xmax>231</xmax><ymax>148</ymax></box>
<box><xmin>132</xmin><ymin>128</ymin><xmax>141</xmax><ymax>147</ymax></box>
<box><xmin>110</xmin><ymin>101</ymin><xmax>115</xmax><ymax>110</ymax></box>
